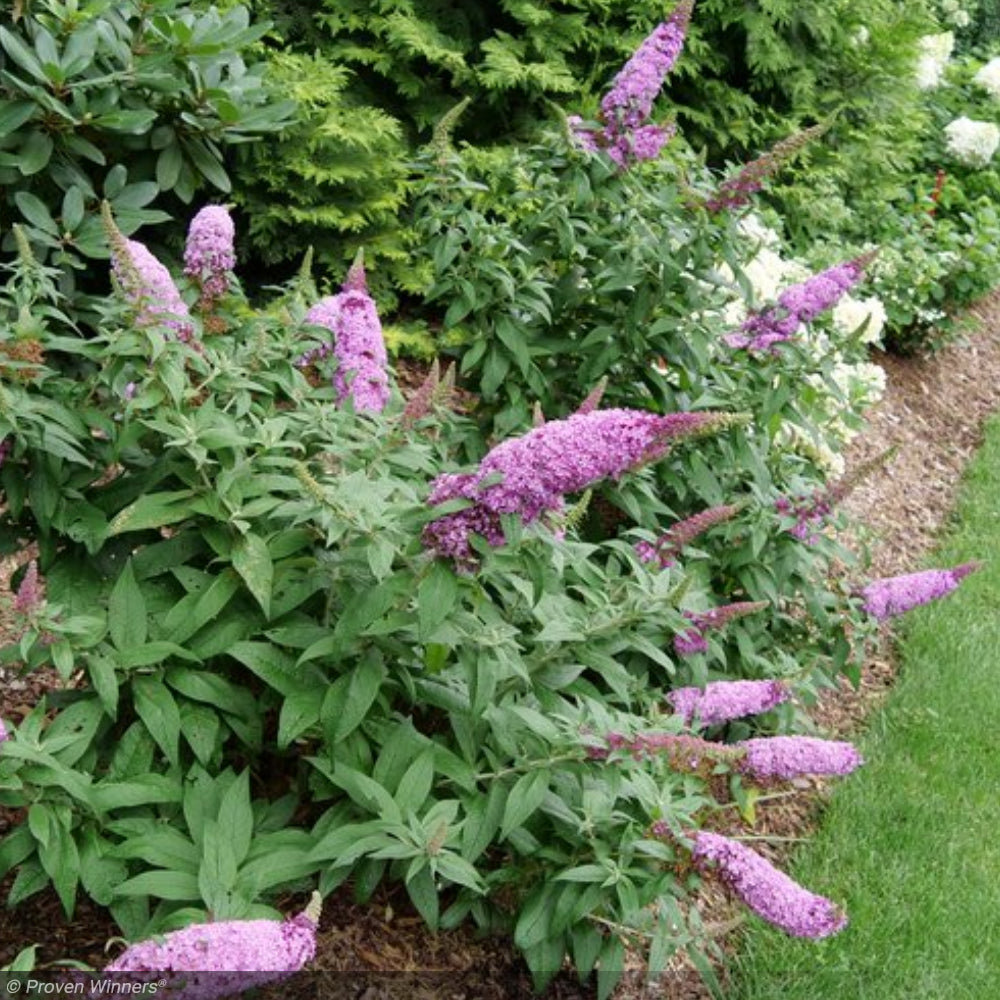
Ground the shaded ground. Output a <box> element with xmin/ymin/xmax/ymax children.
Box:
<box><xmin>4</xmin><ymin>301</ymin><xmax>1000</xmax><ymax>995</ymax></box>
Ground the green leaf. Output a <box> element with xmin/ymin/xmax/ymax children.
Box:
<box><xmin>14</xmin><ymin>190</ymin><xmax>58</xmax><ymax>233</ymax></box>
<box><xmin>307</xmin><ymin>758</ymin><xmax>402</xmax><ymax>824</ymax></box>
<box><xmin>79</xmin><ymin>832</ymin><xmax>129</xmax><ymax>907</ymax></box>
<box><xmin>217</xmin><ymin>771</ymin><xmax>254</xmax><ymax>867</ymax></box>
<box><xmin>405</xmin><ymin>863</ymin><xmax>439</xmax><ymax>931</ymax></box>
<box><xmin>107</xmin><ymin>491</ymin><xmax>195</xmax><ymax>536</ymax></box>
<box><xmin>112</xmin><ymin>829</ymin><xmax>199</xmax><ymax>874</ymax></box>
<box><xmin>500</xmin><ymin>769</ymin><xmax>549</xmax><ymax>841</ymax></box>
<box><xmin>114</xmin><ymin>869</ymin><xmax>200</xmax><ymax>901</ymax></box>
<box><xmin>179</xmin><ymin>700</ymin><xmax>220</xmax><ymax>765</ymax></box>
<box><xmin>461</xmin><ymin>783</ymin><xmax>507</xmax><ymax>863</ymax></box>
<box><xmin>393</xmin><ymin>750</ymin><xmax>435</xmax><ymax>815</ymax></box>
<box><xmin>277</xmin><ymin>689</ymin><xmax>320</xmax><ymax>749</ymax></box>
<box><xmin>321</xmin><ymin>649</ymin><xmax>386</xmax><ymax>744</ymax></box>
<box><xmin>132</xmin><ymin>677</ymin><xmax>181</xmax><ymax>766</ymax></box>
<box><xmin>228</xmin><ymin>641</ymin><xmax>302</xmax><ymax>697</ymax></box>
<box><xmin>108</xmin><ymin>561</ymin><xmax>148</xmax><ymax>652</ymax></box>
<box><xmin>231</xmin><ymin>533</ymin><xmax>273</xmax><ymax>617</ymax></box>
<box><xmin>156</xmin><ymin>144</ymin><xmax>183</xmax><ymax>190</ymax></box>
<box><xmin>117</xmin><ymin>642</ymin><xmax>201</xmax><ymax>669</ymax></box>
<box><xmin>91</xmin><ymin>775</ymin><xmax>182</xmax><ymax>812</ymax></box>
<box><xmin>17</xmin><ymin>131</ymin><xmax>53</xmax><ymax>176</ymax></box>
<box><xmin>418</xmin><ymin>562</ymin><xmax>458</xmax><ymax>641</ymax></box>
<box><xmin>184</xmin><ymin>138</ymin><xmax>231</xmax><ymax>192</ymax></box>
<box><xmin>0</xmin><ymin>26</ymin><xmax>48</xmax><ymax>83</ymax></box>
<box><xmin>0</xmin><ymin>101</ymin><xmax>35</xmax><ymax>137</ymax></box>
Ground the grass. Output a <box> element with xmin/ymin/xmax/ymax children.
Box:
<box><xmin>727</xmin><ymin>414</ymin><xmax>1000</xmax><ymax>1000</ymax></box>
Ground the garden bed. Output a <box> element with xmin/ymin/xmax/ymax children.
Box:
<box><xmin>3</xmin><ymin>296</ymin><xmax>1000</xmax><ymax>997</ymax></box>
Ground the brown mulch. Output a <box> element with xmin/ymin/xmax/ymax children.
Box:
<box><xmin>4</xmin><ymin>301</ymin><xmax>1000</xmax><ymax>994</ymax></box>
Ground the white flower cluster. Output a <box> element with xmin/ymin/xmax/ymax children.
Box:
<box><xmin>939</xmin><ymin>0</ymin><xmax>971</xmax><ymax>28</ymax></box>
<box><xmin>831</xmin><ymin>294</ymin><xmax>888</xmax><ymax>344</ymax></box>
<box><xmin>915</xmin><ymin>32</ymin><xmax>954</xmax><ymax>90</ymax></box>
<box><xmin>973</xmin><ymin>57</ymin><xmax>1000</xmax><ymax>99</ymax></box>
<box><xmin>944</xmin><ymin>116</ymin><xmax>1000</xmax><ymax>167</ymax></box>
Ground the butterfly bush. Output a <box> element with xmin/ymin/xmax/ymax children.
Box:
<box><xmin>111</xmin><ymin>236</ymin><xmax>194</xmax><ymax>342</ymax></box>
<box><xmin>303</xmin><ymin>258</ymin><xmax>390</xmax><ymax>414</ymax></box>
<box><xmin>423</xmin><ymin>408</ymin><xmax>741</xmax><ymax>561</ymax></box>
<box><xmin>569</xmin><ymin>0</ymin><xmax>692</xmax><ymax>167</ymax></box>
<box><xmin>184</xmin><ymin>205</ymin><xmax>236</xmax><ymax>302</ymax></box>
<box><xmin>860</xmin><ymin>563</ymin><xmax>980</xmax><ymax>620</ymax></box>
<box><xmin>105</xmin><ymin>893</ymin><xmax>320</xmax><ymax>993</ymax></box>
<box><xmin>692</xmin><ymin>832</ymin><xmax>847</xmax><ymax>938</ymax></box>
<box><xmin>673</xmin><ymin>601</ymin><xmax>768</xmax><ymax>656</ymax></box>
<box><xmin>636</xmin><ymin>503</ymin><xmax>739</xmax><ymax>568</ymax></box>
<box><xmin>943</xmin><ymin>117</ymin><xmax>1000</xmax><ymax>167</ymax></box>
<box><xmin>724</xmin><ymin>255</ymin><xmax>872</xmax><ymax>352</ymax></box>
<box><xmin>738</xmin><ymin>736</ymin><xmax>863</xmax><ymax>781</ymax></box>
<box><xmin>669</xmin><ymin>679</ymin><xmax>791</xmax><ymax>728</ymax></box>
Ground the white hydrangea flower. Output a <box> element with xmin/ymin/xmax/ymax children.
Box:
<box><xmin>915</xmin><ymin>32</ymin><xmax>954</xmax><ymax>89</ymax></box>
<box><xmin>775</xmin><ymin>423</ymin><xmax>847</xmax><ymax>477</ymax></box>
<box><xmin>832</xmin><ymin>294</ymin><xmax>888</xmax><ymax>344</ymax></box>
<box><xmin>737</xmin><ymin>214</ymin><xmax>782</xmax><ymax>250</ymax></box>
<box><xmin>944</xmin><ymin>116</ymin><xmax>1000</xmax><ymax>166</ymax></box>
<box><xmin>852</xmin><ymin>25</ymin><xmax>870</xmax><ymax>46</ymax></box>
<box><xmin>973</xmin><ymin>57</ymin><xmax>1000</xmax><ymax>99</ymax></box>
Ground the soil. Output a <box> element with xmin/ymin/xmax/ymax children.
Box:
<box><xmin>3</xmin><ymin>298</ymin><xmax>1000</xmax><ymax>996</ymax></box>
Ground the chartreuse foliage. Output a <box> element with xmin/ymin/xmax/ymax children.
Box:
<box><xmin>0</xmin><ymin>194</ymin><xmax>873</xmax><ymax>992</ymax></box>
<box><xmin>0</xmin><ymin>0</ymin><xmax>292</xmax><ymax>300</ymax></box>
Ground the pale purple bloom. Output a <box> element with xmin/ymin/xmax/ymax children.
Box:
<box><xmin>638</xmin><ymin>503</ymin><xmax>739</xmax><ymax>568</ymax></box>
<box><xmin>0</xmin><ymin>437</ymin><xmax>10</xmax><ymax>468</ymax></box>
<box><xmin>112</xmin><ymin>237</ymin><xmax>194</xmax><ymax>342</ymax></box>
<box><xmin>123</xmin><ymin>382</ymin><xmax>137</xmax><ymax>401</ymax></box>
<box><xmin>303</xmin><ymin>259</ymin><xmax>389</xmax><ymax>413</ymax></box>
<box><xmin>0</xmin><ymin>718</ymin><xmax>8</xmax><ymax>745</ymax></box>
<box><xmin>860</xmin><ymin>562</ymin><xmax>979</xmax><ymax>620</ymax></box>
<box><xmin>693</xmin><ymin>831</ymin><xmax>847</xmax><ymax>938</ymax></box>
<box><xmin>775</xmin><ymin>491</ymin><xmax>833</xmax><ymax>545</ymax></box>
<box><xmin>13</xmin><ymin>560</ymin><xmax>43</xmax><ymax>615</ymax></box>
<box><xmin>725</xmin><ymin>255</ymin><xmax>872</xmax><ymax>352</ymax></box>
<box><xmin>105</xmin><ymin>893</ymin><xmax>320</xmax><ymax>991</ymax></box>
<box><xmin>184</xmin><ymin>206</ymin><xmax>236</xmax><ymax>301</ymax></box>
<box><xmin>423</xmin><ymin>408</ymin><xmax>739</xmax><ymax>561</ymax></box>
<box><xmin>738</xmin><ymin>736</ymin><xmax>863</xmax><ymax>781</ymax></box>
<box><xmin>672</xmin><ymin>601</ymin><xmax>767</xmax><ymax>657</ymax></box>
<box><xmin>669</xmin><ymin>679</ymin><xmax>790</xmax><ymax>728</ymax></box>
<box><xmin>592</xmin><ymin>731</ymin><xmax>736</xmax><ymax>773</ymax></box>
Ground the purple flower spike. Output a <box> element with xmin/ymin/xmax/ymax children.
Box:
<box><xmin>105</xmin><ymin>893</ymin><xmax>321</xmax><ymax>992</ymax></box>
<box><xmin>860</xmin><ymin>562</ymin><xmax>980</xmax><ymax>620</ymax></box>
<box><xmin>638</xmin><ymin>503</ymin><xmax>739</xmax><ymax>569</ymax></box>
<box><xmin>423</xmin><ymin>408</ymin><xmax>740</xmax><ymax>562</ymax></box>
<box><xmin>669</xmin><ymin>679</ymin><xmax>790</xmax><ymax>728</ymax></box>
<box><xmin>725</xmin><ymin>254</ymin><xmax>873</xmax><ymax>353</ymax></box>
<box><xmin>13</xmin><ymin>560</ymin><xmax>44</xmax><ymax>616</ymax></box>
<box><xmin>303</xmin><ymin>255</ymin><xmax>390</xmax><ymax>413</ymax></box>
<box><xmin>693</xmin><ymin>831</ymin><xmax>847</xmax><ymax>938</ymax></box>
<box><xmin>738</xmin><ymin>736</ymin><xmax>863</xmax><ymax>781</ymax></box>
<box><xmin>571</xmin><ymin>1</ymin><xmax>692</xmax><ymax>168</ymax></box>
<box><xmin>672</xmin><ymin>601</ymin><xmax>768</xmax><ymax>657</ymax></box>
<box><xmin>112</xmin><ymin>238</ymin><xmax>194</xmax><ymax>342</ymax></box>
<box><xmin>184</xmin><ymin>206</ymin><xmax>236</xmax><ymax>302</ymax></box>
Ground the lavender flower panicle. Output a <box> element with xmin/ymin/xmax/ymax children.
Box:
<box><xmin>423</xmin><ymin>408</ymin><xmax>739</xmax><ymax>561</ymax></box>
<box><xmin>860</xmin><ymin>562</ymin><xmax>980</xmax><ymax>620</ymax></box>
<box><xmin>724</xmin><ymin>254</ymin><xmax>873</xmax><ymax>353</ymax></box>
<box><xmin>672</xmin><ymin>601</ymin><xmax>768</xmax><ymax>657</ymax></box>
<box><xmin>303</xmin><ymin>256</ymin><xmax>390</xmax><ymax>413</ymax></box>
<box><xmin>111</xmin><ymin>235</ymin><xmax>194</xmax><ymax>343</ymax></box>
<box><xmin>693</xmin><ymin>831</ymin><xmax>847</xmax><ymax>938</ymax></box>
<box><xmin>704</xmin><ymin>123</ymin><xmax>828</xmax><ymax>213</ymax></box>
<box><xmin>105</xmin><ymin>893</ymin><xmax>321</xmax><ymax>992</ymax></box>
<box><xmin>738</xmin><ymin>736</ymin><xmax>863</xmax><ymax>781</ymax></box>
<box><xmin>669</xmin><ymin>679</ymin><xmax>790</xmax><ymax>728</ymax></box>
<box><xmin>0</xmin><ymin>717</ymin><xmax>8</xmax><ymax>745</ymax></box>
<box><xmin>13</xmin><ymin>560</ymin><xmax>44</xmax><ymax>615</ymax></box>
<box><xmin>184</xmin><ymin>206</ymin><xmax>236</xmax><ymax>302</ymax></box>
<box><xmin>571</xmin><ymin>0</ymin><xmax>692</xmax><ymax>167</ymax></box>
<box><xmin>638</xmin><ymin>503</ymin><xmax>739</xmax><ymax>568</ymax></box>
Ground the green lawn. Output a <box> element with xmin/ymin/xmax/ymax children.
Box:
<box><xmin>728</xmin><ymin>415</ymin><xmax>1000</xmax><ymax>1000</ymax></box>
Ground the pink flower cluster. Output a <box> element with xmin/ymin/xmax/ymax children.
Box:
<box><xmin>569</xmin><ymin>0</ymin><xmax>692</xmax><ymax>167</ymax></box>
<box><xmin>860</xmin><ymin>562</ymin><xmax>979</xmax><ymax>620</ymax></box>
<box><xmin>112</xmin><ymin>237</ymin><xmax>194</xmax><ymax>343</ymax></box>
<box><xmin>303</xmin><ymin>258</ymin><xmax>390</xmax><ymax>414</ymax></box>
<box><xmin>669</xmin><ymin>679</ymin><xmax>790</xmax><ymax>728</ymax></box>
<box><xmin>13</xmin><ymin>560</ymin><xmax>44</xmax><ymax>616</ymax></box>
<box><xmin>636</xmin><ymin>503</ymin><xmax>739</xmax><ymax>568</ymax></box>
<box><xmin>423</xmin><ymin>408</ymin><xmax>736</xmax><ymax>561</ymax></box>
<box><xmin>672</xmin><ymin>601</ymin><xmax>767</xmax><ymax>656</ymax></box>
<box><xmin>737</xmin><ymin>736</ymin><xmax>862</xmax><ymax>781</ymax></box>
<box><xmin>105</xmin><ymin>894</ymin><xmax>320</xmax><ymax>996</ymax></box>
<box><xmin>693</xmin><ymin>831</ymin><xmax>847</xmax><ymax>937</ymax></box>
<box><xmin>724</xmin><ymin>256</ymin><xmax>871</xmax><ymax>353</ymax></box>
<box><xmin>184</xmin><ymin>206</ymin><xmax>236</xmax><ymax>302</ymax></box>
